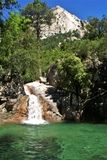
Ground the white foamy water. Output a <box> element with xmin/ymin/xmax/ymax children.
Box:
<box><xmin>23</xmin><ymin>94</ymin><xmax>48</xmax><ymax>125</ymax></box>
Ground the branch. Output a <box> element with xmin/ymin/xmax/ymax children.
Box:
<box><xmin>81</xmin><ymin>90</ymin><xmax>107</xmax><ymax>109</ymax></box>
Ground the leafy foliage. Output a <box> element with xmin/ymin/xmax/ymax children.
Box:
<box><xmin>22</xmin><ymin>0</ymin><xmax>54</xmax><ymax>39</ymax></box>
<box><xmin>57</xmin><ymin>53</ymin><xmax>88</xmax><ymax>91</ymax></box>
<box><xmin>84</xmin><ymin>16</ymin><xmax>107</xmax><ymax>40</ymax></box>
<box><xmin>0</xmin><ymin>0</ymin><xmax>17</xmax><ymax>26</ymax></box>
<box><xmin>0</xmin><ymin>12</ymin><xmax>40</xmax><ymax>82</ymax></box>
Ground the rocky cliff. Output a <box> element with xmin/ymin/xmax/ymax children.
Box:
<box><xmin>0</xmin><ymin>78</ymin><xmax>62</xmax><ymax>124</ymax></box>
<box><xmin>41</xmin><ymin>5</ymin><xmax>86</xmax><ymax>39</ymax></box>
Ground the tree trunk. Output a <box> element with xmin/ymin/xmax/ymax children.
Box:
<box><xmin>36</xmin><ymin>14</ymin><xmax>41</xmax><ymax>40</ymax></box>
<box><xmin>70</xmin><ymin>92</ymin><xmax>72</xmax><ymax>107</ymax></box>
<box><xmin>75</xmin><ymin>85</ymin><xmax>80</xmax><ymax>110</ymax></box>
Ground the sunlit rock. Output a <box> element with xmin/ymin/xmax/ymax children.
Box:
<box><xmin>41</xmin><ymin>5</ymin><xmax>86</xmax><ymax>39</ymax></box>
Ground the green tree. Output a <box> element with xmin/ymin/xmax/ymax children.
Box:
<box><xmin>0</xmin><ymin>12</ymin><xmax>37</xmax><ymax>82</ymax></box>
<box><xmin>0</xmin><ymin>0</ymin><xmax>17</xmax><ymax>37</ymax></box>
<box><xmin>84</xmin><ymin>16</ymin><xmax>107</xmax><ymax>40</ymax></box>
<box><xmin>22</xmin><ymin>0</ymin><xmax>53</xmax><ymax>39</ymax></box>
<box><xmin>1</xmin><ymin>12</ymin><xmax>30</xmax><ymax>57</ymax></box>
<box><xmin>57</xmin><ymin>53</ymin><xmax>88</xmax><ymax>107</ymax></box>
<box><xmin>0</xmin><ymin>0</ymin><xmax>17</xmax><ymax>18</ymax></box>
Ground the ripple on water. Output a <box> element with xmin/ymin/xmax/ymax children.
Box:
<box><xmin>0</xmin><ymin>124</ymin><xmax>107</xmax><ymax>160</ymax></box>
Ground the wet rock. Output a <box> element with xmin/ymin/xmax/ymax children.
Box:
<box><xmin>39</xmin><ymin>95</ymin><xmax>62</xmax><ymax>122</ymax></box>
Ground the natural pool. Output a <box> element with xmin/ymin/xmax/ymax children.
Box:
<box><xmin>0</xmin><ymin>123</ymin><xmax>107</xmax><ymax>160</ymax></box>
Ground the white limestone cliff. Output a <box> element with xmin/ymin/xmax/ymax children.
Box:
<box><xmin>41</xmin><ymin>5</ymin><xmax>86</xmax><ymax>39</ymax></box>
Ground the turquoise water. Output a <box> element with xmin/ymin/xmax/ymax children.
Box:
<box><xmin>0</xmin><ymin>123</ymin><xmax>107</xmax><ymax>160</ymax></box>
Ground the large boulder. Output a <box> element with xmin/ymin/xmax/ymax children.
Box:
<box><xmin>47</xmin><ymin>64</ymin><xmax>59</xmax><ymax>87</ymax></box>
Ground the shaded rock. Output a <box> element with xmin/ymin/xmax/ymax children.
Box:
<box><xmin>0</xmin><ymin>71</ymin><xmax>25</xmax><ymax>114</ymax></box>
<box><xmin>0</xmin><ymin>102</ymin><xmax>7</xmax><ymax>113</ymax></box>
<box><xmin>47</xmin><ymin>64</ymin><xmax>58</xmax><ymax>87</ymax></box>
<box><xmin>82</xmin><ymin>59</ymin><xmax>107</xmax><ymax>122</ymax></box>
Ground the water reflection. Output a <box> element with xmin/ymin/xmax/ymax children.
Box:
<box><xmin>0</xmin><ymin>126</ymin><xmax>62</xmax><ymax>160</ymax></box>
<box><xmin>24</xmin><ymin>137</ymin><xmax>62</xmax><ymax>160</ymax></box>
<box><xmin>0</xmin><ymin>134</ymin><xmax>24</xmax><ymax>160</ymax></box>
<box><xmin>90</xmin><ymin>155</ymin><xmax>107</xmax><ymax>160</ymax></box>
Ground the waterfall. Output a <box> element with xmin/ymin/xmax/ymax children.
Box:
<box><xmin>23</xmin><ymin>85</ymin><xmax>48</xmax><ymax>125</ymax></box>
<box><xmin>23</xmin><ymin>94</ymin><xmax>48</xmax><ymax>125</ymax></box>
<box><xmin>24</xmin><ymin>95</ymin><xmax>47</xmax><ymax>125</ymax></box>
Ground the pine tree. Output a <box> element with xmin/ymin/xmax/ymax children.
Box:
<box><xmin>22</xmin><ymin>0</ymin><xmax>54</xmax><ymax>40</ymax></box>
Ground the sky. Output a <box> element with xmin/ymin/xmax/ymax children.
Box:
<box><xmin>18</xmin><ymin>0</ymin><xmax>107</xmax><ymax>20</ymax></box>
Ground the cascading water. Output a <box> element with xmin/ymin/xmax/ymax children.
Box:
<box><xmin>23</xmin><ymin>85</ymin><xmax>48</xmax><ymax>125</ymax></box>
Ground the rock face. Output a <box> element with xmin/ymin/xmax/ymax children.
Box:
<box><xmin>41</xmin><ymin>5</ymin><xmax>86</xmax><ymax>39</ymax></box>
<box><xmin>0</xmin><ymin>72</ymin><xmax>25</xmax><ymax>123</ymax></box>
<box><xmin>46</xmin><ymin>64</ymin><xmax>58</xmax><ymax>87</ymax></box>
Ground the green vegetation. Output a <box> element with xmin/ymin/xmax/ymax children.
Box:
<box><xmin>57</xmin><ymin>53</ymin><xmax>88</xmax><ymax>107</ymax></box>
<box><xmin>22</xmin><ymin>0</ymin><xmax>54</xmax><ymax>39</ymax></box>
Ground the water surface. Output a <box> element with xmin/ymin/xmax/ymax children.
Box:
<box><xmin>0</xmin><ymin>123</ymin><xmax>107</xmax><ymax>160</ymax></box>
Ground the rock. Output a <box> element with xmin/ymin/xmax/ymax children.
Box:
<box><xmin>39</xmin><ymin>95</ymin><xmax>62</xmax><ymax>122</ymax></box>
<box><xmin>0</xmin><ymin>71</ymin><xmax>25</xmax><ymax>123</ymax></box>
<box><xmin>6</xmin><ymin>96</ymin><xmax>28</xmax><ymax>123</ymax></box>
<box><xmin>47</xmin><ymin>64</ymin><xmax>58</xmax><ymax>87</ymax></box>
<box><xmin>0</xmin><ymin>102</ymin><xmax>7</xmax><ymax>113</ymax></box>
<box><xmin>39</xmin><ymin>76</ymin><xmax>47</xmax><ymax>83</ymax></box>
<box><xmin>41</xmin><ymin>5</ymin><xmax>86</xmax><ymax>39</ymax></box>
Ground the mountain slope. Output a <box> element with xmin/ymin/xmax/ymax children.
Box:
<box><xmin>41</xmin><ymin>5</ymin><xmax>86</xmax><ymax>39</ymax></box>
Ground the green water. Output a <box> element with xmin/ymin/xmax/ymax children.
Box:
<box><xmin>0</xmin><ymin>123</ymin><xmax>107</xmax><ymax>160</ymax></box>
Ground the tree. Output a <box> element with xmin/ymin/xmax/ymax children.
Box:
<box><xmin>0</xmin><ymin>12</ymin><xmax>30</xmax><ymax>57</ymax></box>
<box><xmin>0</xmin><ymin>12</ymin><xmax>38</xmax><ymax>82</ymax></box>
<box><xmin>57</xmin><ymin>53</ymin><xmax>89</xmax><ymax>108</ymax></box>
<box><xmin>84</xmin><ymin>16</ymin><xmax>107</xmax><ymax>40</ymax></box>
<box><xmin>0</xmin><ymin>0</ymin><xmax>17</xmax><ymax>40</ymax></box>
<box><xmin>22</xmin><ymin>0</ymin><xmax>54</xmax><ymax>39</ymax></box>
<box><xmin>0</xmin><ymin>0</ymin><xmax>17</xmax><ymax>17</ymax></box>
